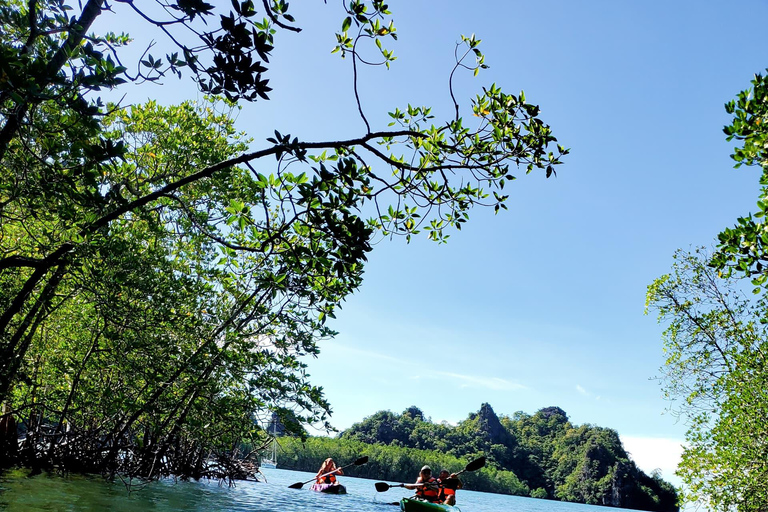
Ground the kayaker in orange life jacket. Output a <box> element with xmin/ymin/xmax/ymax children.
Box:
<box><xmin>315</xmin><ymin>457</ymin><xmax>344</xmax><ymax>484</ymax></box>
<box><xmin>404</xmin><ymin>465</ymin><xmax>440</xmax><ymax>502</ymax></box>
<box><xmin>438</xmin><ymin>469</ymin><xmax>464</xmax><ymax>506</ymax></box>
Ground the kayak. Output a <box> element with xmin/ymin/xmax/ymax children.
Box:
<box><xmin>400</xmin><ymin>498</ymin><xmax>460</xmax><ymax>512</ymax></box>
<box><xmin>310</xmin><ymin>482</ymin><xmax>347</xmax><ymax>494</ymax></box>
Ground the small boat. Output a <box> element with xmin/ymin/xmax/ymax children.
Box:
<box><xmin>310</xmin><ymin>482</ymin><xmax>347</xmax><ymax>494</ymax></box>
<box><xmin>260</xmin><ymin>438</ymin><xmax>277</xmax><ymax>468</ymax></box>
<box><xmin>400</xmin><ymin>498</ymin><xmax>460</xmax><ymax>512</ymax></box>
<box><xmin>260</xmin><ymin>422</ymin><xmax>278</xmax><ymax>469</ymax></box>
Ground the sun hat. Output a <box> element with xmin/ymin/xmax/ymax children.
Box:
<box><xmin>421</xmin><ymin>465</ymin><xmax>431</xmax><ymax>472</ymax></box>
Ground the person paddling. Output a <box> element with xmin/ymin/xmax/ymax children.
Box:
<box><xmin>315</xmin><ymin>457</ymin><xmax>344</xmax><ymax>486</ymax></box>
<box><xmin>404</xmin><ymin>465</ymin><xmax>440</xmax><ymax>502</ymax></box>
<box><xmin>438</xmin><ymin>469</ymin><xmax>463</xmax><ymax>505</ymax></box>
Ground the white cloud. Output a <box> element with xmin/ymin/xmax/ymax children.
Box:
<box><xmin>434</xmin><ymin>371</ymin><xmax>527</xmax><ymax>391</ymax></box>
<box><xmin>622</xmin><ymin>436</ymin><xmax>685</xmax><ymax>486</ymax></box>
<box><xmin>320</xmin><ymin>341</ymin><xmax>410</xmax><ymax>364</ymax></box>
<box><xmin>575</xmin><ymin>384</ymin><xmax>601</xmax><ymax>400</ymax></box>
<box><xmin>316</xmin><ymin>340</ymin><xmax>526</xmax><ymax>392</ymax></box>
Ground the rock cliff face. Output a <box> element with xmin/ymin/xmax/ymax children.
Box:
<box><xmin>475</xmin><ymin>402</ymin><xmax>507</xmax><ymax>443</ymax></box>
<box><xmin>537</xmin><ymin>406</ymin><xmax>568</xmax><ymax>422</ymax></box>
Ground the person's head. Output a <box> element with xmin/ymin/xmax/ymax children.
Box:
<box><xmin>323</xmin><ymin>458</ymin><xmax>335</xmax><ymax>469</ymax></box>
<box><xmin>439</xmin><ymin>470</ymin><xmax>450</xmax><ymax>480</ymax></box>
<box><xmin>420</xmin><ymin>465</ymin><xmax>431</xmax><ymax>478</ymax></box>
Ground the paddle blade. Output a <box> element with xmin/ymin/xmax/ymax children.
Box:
<box><xmin>355</xmin><ymin>456</ymin><xmax>369</xmax><ymax>465</ymax></box>
<box><xmin>288</xmin><ymin>482</ymin><xmax>305</xmax><ymax>489</ymax></box>
<box><xmin>442</xmin><ymin>478</ymin><xmax>460</xmax><ymax>490</ymax></box>
<box><xmin>375</xmin><ymin>482</ymin><xmax>391</xmax><ymax>492</ymax></box>
<box><xmin>465</xmin><ymin>456</ymin><xmax>486</xmax><ymax>472</ymax></box>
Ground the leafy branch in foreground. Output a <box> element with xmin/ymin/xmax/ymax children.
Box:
<box><xmin>0</xmin><ymin>1</ymin><xmax>566</xmax><ymax>479</ymax></box>
<box><xmin>647</xmin><ymin>248</ymin><xmax>768</xmax><ymax>511</ymax></box>
<box><xmin>711</xmin><ymin>70</ymin><xmax>768</xmax><ymax>289</ymax></box>
<box><xmin>650</xmin><ymin>69</ymin><xmax>768</xmax><ymax>512</ymax></box>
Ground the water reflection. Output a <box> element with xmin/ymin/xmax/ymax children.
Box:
<box><xmin>0</xmin><ymin>468</ymin><xmax>398</xmax><ymax>512</ymax></box>
<box><xmin>1</xmin><ymin>467</ymin><xmax>657</xmax><ymax>512</ymax></box>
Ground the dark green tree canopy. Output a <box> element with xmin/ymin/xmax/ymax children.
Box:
<box><xmin>339</xmin><ymin>404</ymin><xmax>677</xmax><ymax>510</ymax></box>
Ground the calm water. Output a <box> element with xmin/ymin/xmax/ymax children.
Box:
<box><xmin>0</xmin><ymin>467</ymin><xmax>647</xmax><ymax>512</ymax></box>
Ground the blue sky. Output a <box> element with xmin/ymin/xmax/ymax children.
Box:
<box><xmin>98</xmin><ymin>0</ymin><xmax>768</xmax><ymax>488</ymax></box>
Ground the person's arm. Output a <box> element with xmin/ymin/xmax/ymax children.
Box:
<box><xmin>449</xmin><ymin>474</ymin><xmax>464</xmax><ymax>489</ymax></box>
<box><xmin>404</xmin><ymin>476</ymin><xmax>424</xmax><ymax>490</ymax></box>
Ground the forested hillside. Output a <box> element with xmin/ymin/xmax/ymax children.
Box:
<box><xmin>277</xmin><ymin>404</ymin><xmax>677</xmax><ymax>511</ymax></box>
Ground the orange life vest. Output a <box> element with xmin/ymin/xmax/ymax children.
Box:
<box><xmin>416</xmin><ymin>477</ymin><xmax>439</xmax><ymax>501</ymax></box>
<box><xmin>317</xmin><ymin>473</ymin><xmax>337</xmax><ymax>484</ymax></box>
<box><xmin>439</xmin><ymin>480</ymin><xmax>456</xmax><ymax>498</ymax></box>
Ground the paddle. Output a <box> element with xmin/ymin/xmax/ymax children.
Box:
<box><xmin>374</xmin><ymin>456</ymin><xmax>486</xmax><ymax>493</ymax></box>
<box><xmin>288</xmin><ymin>456</ymin><xmax>369</xmax><ymax>489</ymax></box>
<box><xmin>441</xmin><ymin>455</ymin><xmax>486</xmax><ymax>487</ymax></box>
<box><xmin>375</xmin><ymin>482</ymin><xmax>406</xmax><ymax>492</ymax></box>
<box><xmin>375</xmin><ymin>480</ymin><xmax>458</xmax><ymax>492</ymax></box>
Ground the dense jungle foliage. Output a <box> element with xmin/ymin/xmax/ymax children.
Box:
<box><xmin>276</xmin><ymin>404</ymin><xmax>678</xmax><ymax>511</ymax></box>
